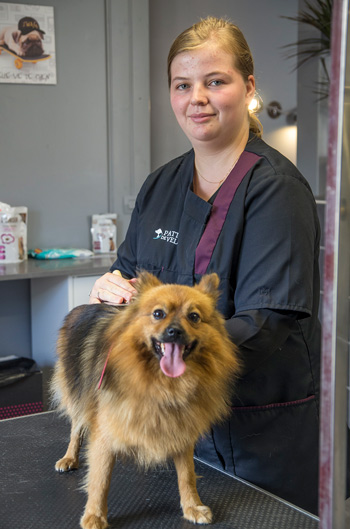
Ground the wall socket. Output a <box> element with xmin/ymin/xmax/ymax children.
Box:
<box><xmin>123</xmin><ymin>195</ymin><xmax>137</xmax><ymax>214</ymax></box>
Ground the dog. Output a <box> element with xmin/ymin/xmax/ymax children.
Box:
<box><xmin>0</xmin><ymin>16</ymin><xmax>45</xmax><ymax>57</ymax></box>
<box><xmin>51</xmin><ymin>272</ymin><xmax>239</xmax><ymax>529</ymax></box>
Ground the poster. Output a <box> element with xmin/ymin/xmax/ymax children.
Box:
<box><xmin>0</xmin><ymin>3</ymin><xmax>56</xmax><ymax>84</ymax></box>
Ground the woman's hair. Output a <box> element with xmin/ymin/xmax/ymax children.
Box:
<box><xmin>167</xmin><ymin>16</ymin><xmax>262</xmax><ymax>137</ymax></box>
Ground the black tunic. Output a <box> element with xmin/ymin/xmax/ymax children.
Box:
<box><xmin>112</xmin><ymin>134</ymin><xmax>321</xmax><ymax>514</ymax></box>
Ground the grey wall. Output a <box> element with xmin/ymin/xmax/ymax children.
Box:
<box><xmin>1</xmin><ymin>0</ymin><xmax>109</xmax><ymax>249</ymax></box>
<box><xmin>296</xmin><ymin>0</ymin><xmax>329</xmax><ymax>197</ymax></box>
<box><xmin>0</xmin><ymin>0</ymin><xmax>150</xmax><ymax>250</ymax></box>
<box><xmin>1</xmin><ymin>0</ymin><xmax>300</xmax><ymax>252</ymax></box>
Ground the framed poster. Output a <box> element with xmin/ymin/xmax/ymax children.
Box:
<box><xmin>0</xmin><ymin>3</ymin><xmax>56</xmax><ymax>84</ymax></box>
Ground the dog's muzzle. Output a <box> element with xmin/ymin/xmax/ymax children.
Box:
<box><xmin>152</xmin><ymin>326</ymin><xmax>197</xmax><ymax>378</ymax></box>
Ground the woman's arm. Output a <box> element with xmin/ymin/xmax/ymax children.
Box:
<box><xmin>226</xmin><ymin>308</ymin><xmax>298</xmax><ymax>376</ymax></box>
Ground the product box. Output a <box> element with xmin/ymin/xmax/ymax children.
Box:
<box><xmin>91</xmin><ymin>213</ymin><xmax>117</xmax><ymax>254</ymax></box>
<box><xmin>0</xmin><ymin>356</ymin><xmax>43</xmax><ymax>420</ymax></box>
<box><xmin>0</xmin><ymin>202</ymin><xmax>28</xmax><ymax>263</ymax></box>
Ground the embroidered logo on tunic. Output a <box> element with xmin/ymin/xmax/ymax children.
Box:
<box><xmin>153</xmin><ymin>228</ymin><xmax>178</xmax><ymax>245</ymax></box>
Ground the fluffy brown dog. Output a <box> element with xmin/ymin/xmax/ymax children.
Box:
<box><xmin>51</xmin><ymin>272</ymin><xmax>239</xmax><ymax>529</ymax></box>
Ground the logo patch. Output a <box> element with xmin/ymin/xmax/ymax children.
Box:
<box><xmin>153</xmin><ymin>228</ymin><xmax>178</xmax><ymax>245</ymax></box>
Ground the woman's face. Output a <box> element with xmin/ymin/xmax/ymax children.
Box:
<box><xmin>170</xmin><ymin>40</ymin><xmax>255</xmax><ymax>150</ymax></box>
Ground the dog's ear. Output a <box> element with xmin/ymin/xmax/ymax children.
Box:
<box><xmin>136</xmin><ymin>271</ymin><xmax>162</xmax><ymax>294</ymax></box>
<box><xmin>12</xmin><ymin>30</ymin><xmax>21</xmax><ymax>43</ymax></box>
<box><xmin>196</xmin><ymin>273</ymin><xmax>220</xmax><ymax>302</ymax></box>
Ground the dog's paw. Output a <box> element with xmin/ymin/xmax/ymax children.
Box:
<box><xmin>80</xmin><ymin>513</ymin><xmax>108</xmax><ymax>529</ymax></box>
<box><xmin>10</xmin><ymin>45</ymin><xmax>23</xmax><ymax>56</ymax></box>
<box><xmin>55</xmin><ymin>456</ymin><xmax>79</xmax><ymax>472</ymax></box>
<box><xmin>183</xmin><ymin>505</ymin><xmax>212</xmax><ymax>524</ymax></box>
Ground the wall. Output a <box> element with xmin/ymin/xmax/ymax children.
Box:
<box><xmin>0</xmin><ymin>0</ymin><xmax>109</xmax><ymax>249</ymax></box>
<box><xmin>0</xmin><ymin>0</ymin><xmax>150</xmax><ymax>250</ymax></box>
<box><xmin>1</xmin><ymin>0</ymin><xmax>322</xmax><ymax>258</ymax></box>
<box><xmin>296</xmin><ymin>0</ymin><xmax>329</xmax><ymax>197</ymax></box>
<box><xmin>149</xmin><ymin>0</ymin><xmax>299</xmax><ymax>170</ymax></box>
<box><xmin>0</xmin><ymin>0</ymin><xmax>299</xmax><ymax>252</ymax></box>
<box><xmin>0</xmin><ymin>0</ymin><xmax>150</xmax><ymax>363</ymax></box>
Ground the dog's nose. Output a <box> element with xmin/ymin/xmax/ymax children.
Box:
<box><xmin>165</xmin><ymin>326</ymin><xmax>182</xmax><ymax>341</ymax></box>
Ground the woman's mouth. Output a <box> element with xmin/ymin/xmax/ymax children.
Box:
<box><xmin>189</xmin><ymin>113</ymin><xmax>214</xmax><ymax>123</ymax></box>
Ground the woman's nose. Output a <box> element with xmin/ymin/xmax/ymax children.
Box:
<box><xmin>191</xmin><ymin>85</ymin><xmax>208</xmax><ymax>105</ymax></box>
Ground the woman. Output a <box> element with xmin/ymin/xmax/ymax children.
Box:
<box><xmin>90</xmin><ymin>17</ymin><xmax>321</xmax><ymax>514</ymax></box>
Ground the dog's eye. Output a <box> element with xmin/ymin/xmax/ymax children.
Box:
<box><xmin>153</xmin><ymin>309</ymin><xmax>166</xmax><ymax>320</ymax></box>
<box><xmin>188</xmin><ymin>312</ymin><xmax>200</xmax><ymax>323</ymax></box>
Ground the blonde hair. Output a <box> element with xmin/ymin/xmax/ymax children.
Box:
<box><xmin>167</xmin><ymin>16</ymin><xmax>262</xmax><ymax>138</ymax></box>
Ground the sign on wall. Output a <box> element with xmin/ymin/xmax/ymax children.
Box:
<box><xmin>0</xmin><ymin>3</ymin><xmax>56</xmax><ymax>84</ymax></box>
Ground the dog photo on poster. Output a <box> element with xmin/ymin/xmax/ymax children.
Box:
<box><xmin>0</xmin><ymin>2</ymin><xmax>56</xmax><ymax>84</ymax></box>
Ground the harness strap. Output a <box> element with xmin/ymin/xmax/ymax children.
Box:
<box><xmin>98</xmin><ymin>346</ymin><xmax>112</xmax><ymax>389</ymax></box>
<box><xmin>194</xmin><ymin>151</ymin><xmax>262</xmax><ymax>275</ymax></box>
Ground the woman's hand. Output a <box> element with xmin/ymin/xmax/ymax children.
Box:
<box><xmin>89</xmin><ymin>270</ymin><xmax>138</xmax><ymax>305</ymax></box>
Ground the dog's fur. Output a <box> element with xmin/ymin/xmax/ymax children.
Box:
<box><xmin>0</xmin><ymin>27</ymin><xmax>44</xmax><ymax>57</ymax></box>
<box><xmin>51</xmin><ymin>272</ymin><xmax>239</xmax><ymax>529</ymax></box>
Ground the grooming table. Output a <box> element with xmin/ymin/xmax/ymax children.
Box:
<box><xmin>0</xmin><ymin>412</ymin><xmax>319</xmax><ymax>529</ymax></box>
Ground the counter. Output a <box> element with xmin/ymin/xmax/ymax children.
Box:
<box><xmin>0</xmin><ymin>255</ymin><xmax>115</xmax><ymax>281</ymax></box>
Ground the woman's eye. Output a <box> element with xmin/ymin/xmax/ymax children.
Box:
<box><xmin>188</xmin><ymin>312</ymin><xmax>201</xmax><ymax>323</ymax></box>
<box><xmin>209</xmin><ymin>79</ymin><xmax>223</xmax><ymax>87</ymax></box>
<box><xmin>153</xmin><ymin>309</ymin><xmax>166</xmax><ymax>320</ymax></box>
<box><xmin>176</xmin><ymin>83</ymin><xmax>189</xmax><ymax>90</ymax></box>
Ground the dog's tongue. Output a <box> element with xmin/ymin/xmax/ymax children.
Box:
<box><xmin>160</xmin><ymin>343</ymin><xmax>186</xmax><ymax>378</ymax></box>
